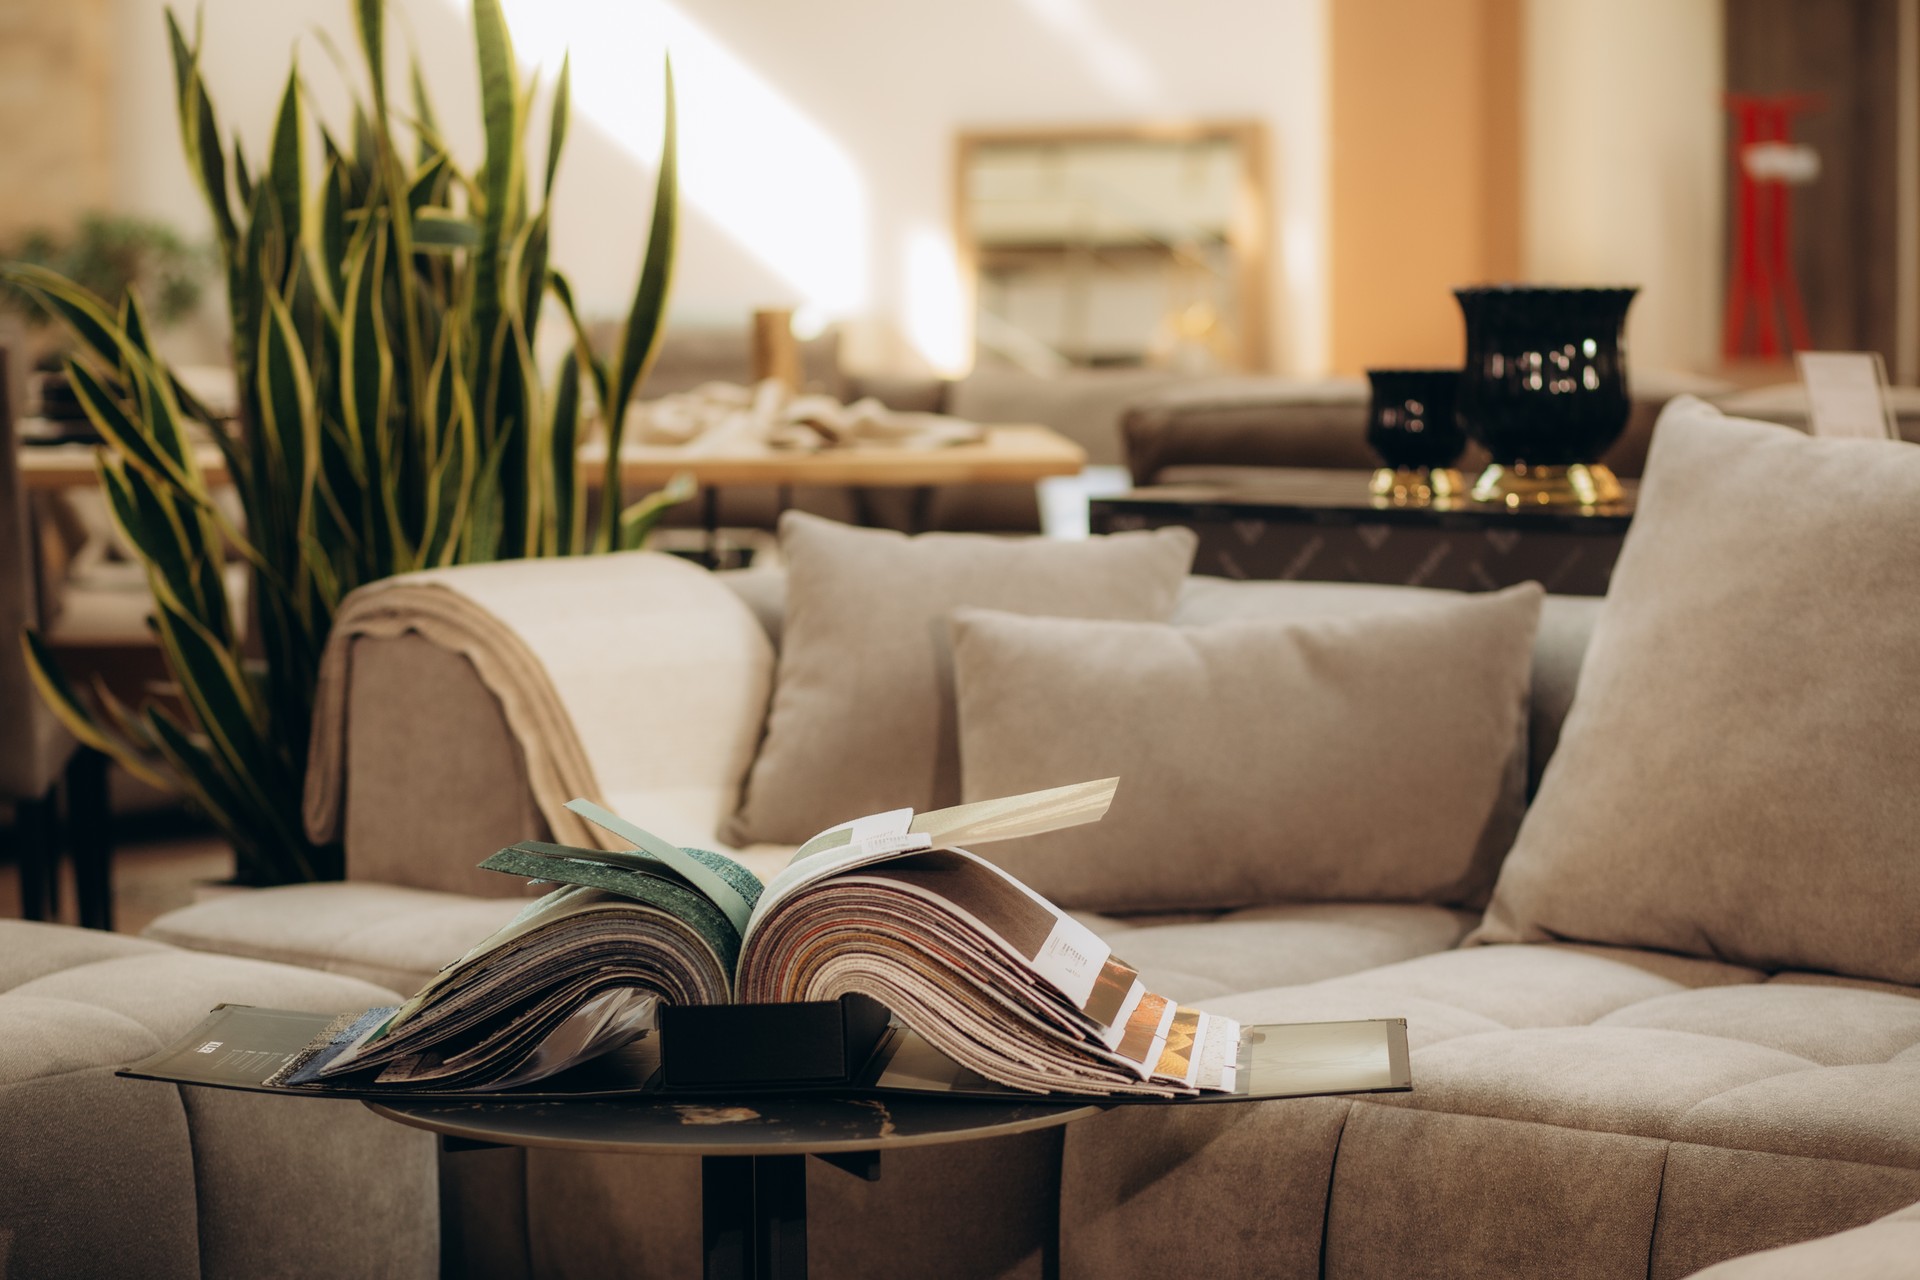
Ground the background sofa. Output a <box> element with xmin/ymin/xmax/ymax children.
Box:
<box><xmin>138</xmin><ymin>576</ymin><xmax>1920</xmax><ymax>1275</ymax></box>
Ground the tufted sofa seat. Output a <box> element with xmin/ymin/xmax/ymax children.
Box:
<box><xmin>1065</xmin><ymin>942</ymin><xmax>1920</xmax><ymax>1278</ymax></box>
<box><xmin>0</xmin><ymin>920</ymin><xmax>439</xmax><ymax>1278</ymax></box>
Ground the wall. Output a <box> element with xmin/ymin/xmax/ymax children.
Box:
<box><xmin>0</xmin><ymin>0</ymin><xmax>112</xmax><ymax>243</ymax></box>
<box><xmin>1328</xmin><ymin>0</ymin><xmax>1523</xmax><ymax>373</ymax></box>
<box><xmin>1523</xmin><ymin>0</ymin><xmax>1725</xmax><ymax>374</ymax></box>
<box><xmin>106</xmin><ymin>0</ymin><xmax>1329</xmax><ymax>376</ymax></box>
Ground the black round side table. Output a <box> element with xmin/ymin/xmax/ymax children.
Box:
<box><xmin>368</xmin><ymin>1093</ymin><xmax>1098</xmax><ymax>1280</ymax></box>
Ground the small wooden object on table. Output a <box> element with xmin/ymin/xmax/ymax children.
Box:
<box><xmin>1091</xmin><ymin>467</ymin><xmax>1635</xmax><ymax>596</ymax></box>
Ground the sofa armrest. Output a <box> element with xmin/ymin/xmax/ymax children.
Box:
<box><xmin>332</xmin><ymin>552</ymin><xmax>775</xmax><ymax>894</ymax></box>
<box><xmin>343</xmin><ymin>633</ymin><xmax>550</xmax><ymax>895</ymax></box>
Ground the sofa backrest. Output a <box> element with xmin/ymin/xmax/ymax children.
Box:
<box><xmin>715</xmin><ymin>568</ymin><xmax>1599</xmax><ymax>799</ymax></box>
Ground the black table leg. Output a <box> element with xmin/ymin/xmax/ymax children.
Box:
<box><xmin>66</xmin><ymin>748</ymin><xmax>112</xmax><ymax>931</ymax></box>
<box><xmin>755</xmin><ymin>1155</ymin><xmax>806</xmax><ymax>1277</ymax></box>
<box><xmin>703</xmin><ymin>1154</ymin><xmax>808</xmax><ymax>1280</ymax></box>
<box><xmin>702</xmin><ymin>488</ymin><xmax>721</xmax><ymax>568</ymax></box>
<box><xmin>12</xmin><ymin>790</ymin><xmax>59</xmax><ymax>922</ymax></box>
<box><xmin>906</xmin><ymin>485</ymin><xmax>935</xmax><ymax>535</ymax></box>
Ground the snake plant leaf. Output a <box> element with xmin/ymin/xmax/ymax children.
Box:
<box><xmin>407</xmin><ymin>153</ymin><xmax>452</xmax><ymax>211</ymax></box>
<box><xmin>354</xmin><ymin>0</ymin><xmax>386</xmax><ymax>110</ymax></box>
<box><xmin>549</xmin><ymin>351</ymin><xmax>582</xmax><ymax>555</ymax></box>
<box><xmin>21</xmin><ymin>630</ymin><xmax>171</xmax><ymax>791</ymax></box>
<box><xmin>414</xmin><ymin>207</ymin><xmax>480</xmax><ymax>249</ymax></box>
<box><xmin>472</xmin><ymin>0</ymin><xmax>520</xmax><ymax>325</ymax></box>
<box><xmin>166</xmin><ymin>9</ymin><xmax>237</xmax><ymax>251</ymax></box>
<box><xmin>599</xmin><ymin>56</ymin><xmax>678</xmax><ymax>549</ymax></box>
<box><xmin>141</xmin><ymin>705</ymin><xmax>249</xmax><ymax>849</ymax></box>
<box><xmin>97</xmin><ymin>454</ymin><xmax>226</xmax><ymax>646</ymax></box>
<box><xmin>504</xmin><ymin>210</ymin><xmax>552</xmax><ymax>553</ymax></box>
<box><xmin>410</xmin><ymin>55</ymin><xmax>440</xmax><ymax>165</ymax></box>
<box><xmin>545</xmin><ymin>53</ymin><xmax>570</xmax><ymax>201</ymax></box>
<box><xmin>257</xmin><ymin>288</ymin><xmax>322</xmax><ymax>580</ymax></box>
<box><xmin>149</xmin><ymin>602</ymin><xmax>274</xmax><ymax>798</ymax></box>
<box><xmin>232</xmin><ymin>138</ymin><xmax>254</xmax><ymax>208</ymax></box>
<box><xmin>300</xmin><ymin>532</ymin><xmax>345</xmax><ymax>613</ymax></box>
<box><xmin>317</xmin><ymin>154</ymin><xmax>351</xmax><ymax>312</ymax></box>
<box><xmin>619</xmin><ymin>471</ymin><xmax>696</xmax><ymax>551</ymax></box>
<box><xmin>118</xmin><ymin>291</ymin><xmax>151</xmax><ymax>377</ymax></box>
<box><xmin>546</xmin><ymin>269</ymin><xmax>612</xmax><ymax>415</ymax></box>
<box><xmin>0</xmin><ymin>263</ymin><xmax>125</xmax><ymax>370</ymax></box>
<box><xmin>266</xmin><ymin>70</ymin><xmax>306</xmax><ymax>264</ymax></box>
<box><xmin>15</xmin><ymin>0</ymin><xmax>683</xmax><ymax>884</ymax></box>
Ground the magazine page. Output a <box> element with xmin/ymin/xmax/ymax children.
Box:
<box><xmin>745</xmin><ymin>779</ymin><xmax>1120</xmax><ymax>945</ymax></box>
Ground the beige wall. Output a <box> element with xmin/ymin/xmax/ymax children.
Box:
<box><xmin>19</xmin><ymin>0</ymin><xmax>1725</xmax><ymax>378</ymax></box>
<box><xmin>1328</xmin><ymin>0</ymin><xmax>1724</xmax><ymax>376</ymax></box>
<box><xmin>1328</xmin><ymin>0</ymin><xmax>1524</xmax><ymax>374</ymax></box>
<box><xmin>0</xmin><ymin>0</ymin><xmax>113</xmax><ymax>243</ymax></box>
<box><xmin>1523</xmin><ymin>0</ymin><xmax>1724</xmax><ymax>374</ymax></box>
<box><xmin>105</xmin><ymin>0</ymin><xmax>1331</xmax><ymax>377</ymax></box>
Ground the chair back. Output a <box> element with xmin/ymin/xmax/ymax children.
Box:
<box><xmin>0</xmin><ymin>337</ymin><xmax>75</xmax><ymax>799</ymax></box>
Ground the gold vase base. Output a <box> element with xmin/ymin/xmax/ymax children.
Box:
<box><xmin>1369</xmin><ymin>467</ymin><xmax>1466</xmax><ymax>505</ymax></box>
<box><xmin>1470</xmin><ymin>463</ymin><xmax>1623</xmax><ymax>508</ymax></box>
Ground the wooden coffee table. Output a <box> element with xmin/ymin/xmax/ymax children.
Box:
<box><xmin>369</xmin><ymin>1092</ymin><xmax>1097</xmax><ymax>1280</ymax></box>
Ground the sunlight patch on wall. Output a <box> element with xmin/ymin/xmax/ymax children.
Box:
<box><xmin>903</xmin><ymin>227</ymin><xmax>971</xmax><ymax>377</ymax></box>
<box><xmin>1012</xmin><ymin>0</ymin><xmax>1162</xmax><ymax>106</ymax></box>
<box><xmin>489</xmin><ymin>0</ymin><xmax>871</xmax><ymax>317</ymax></box>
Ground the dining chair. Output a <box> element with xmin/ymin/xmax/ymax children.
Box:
<box><xmin>1</xmin><ymin>339</ymin><xmax>114</xmax><ymax>928</ymax></box>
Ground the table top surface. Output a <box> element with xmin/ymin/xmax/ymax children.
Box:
<box><xmin>1097</xmin><ymin>468</ymin><xmax>1636</xmax><ymax>530</ymax></box>
<box><xmin>18</xmin><ymin>423</ymin><xmax>1085</xmax><ymax>492</ymax></box>
<box><xmin>367</xmin><ymin>1092</ymin><xmax>1099</xmax><ymax>1158</ymax></box>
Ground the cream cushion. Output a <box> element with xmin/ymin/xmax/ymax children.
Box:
<box><xmin>1473</xmin><ymin>401</ymin><xmax>1920</xmax><ymax>985</ymax></box>
<box><xmin>724</xmin><ymin>512</ymin><xmax>1196</xmax><ymax>845</ymax></box>
<box><xmin>949</xmin><ymin>585</ymin><xmax>1542</xmax><ymax>911</ymax></box>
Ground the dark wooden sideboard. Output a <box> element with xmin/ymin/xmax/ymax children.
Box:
<box><xmin>1090</xmin><ymin>469</ymin><xmax>1635</xmax><ymax>596</ymax></box>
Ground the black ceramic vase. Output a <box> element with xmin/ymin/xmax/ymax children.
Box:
<box><xmin>1365</xmin><ymin>368</ymin><xmax>1465</xmax><ymax>502</ymax></box>
<box><xmin>1453</xmin><ymin>285</ymin><xmax>1637</xmax><ymax>506</ymax></box>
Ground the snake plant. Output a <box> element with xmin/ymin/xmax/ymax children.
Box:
<box><xmin>5</xmin><ymin>0</ymin><xmax>680</xmax><ymax>884</ymax></box>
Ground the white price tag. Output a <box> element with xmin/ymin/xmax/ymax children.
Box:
<box><xmin>1797</xmin><ymin>351</ymin><xmax>1898</xmax><ymax>440</ymax></box>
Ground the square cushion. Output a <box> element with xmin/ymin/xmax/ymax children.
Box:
<box><xmin>950</xmin><ymin>584</ymin><xmax>1542</xmax><ymax>911</ymax></box>
<box><xmin>1473</xmin><ymin>400</ymin><xmax>1920</xmax><ymax>985</ymax></box>
<box><xmin>724</xmin><ymin>513</ymin><xmax>1195</xmax><ymax>845</ymax></box>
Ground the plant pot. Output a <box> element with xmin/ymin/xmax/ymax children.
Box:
<box><xmin>1365</xmin><ymin>368</ymin><xmax>1465</xmax><ymax>503</ymax></box>
<box><xmin>1453</xmin><ymin>285</ymin><xmax>1637</xmax><ymax>506</ymax></box>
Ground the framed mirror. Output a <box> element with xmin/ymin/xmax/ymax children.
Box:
<box><xmin>955</xmin><ymin>122</ymin><xmax>1270</xmax><ymax>374</ymax></box>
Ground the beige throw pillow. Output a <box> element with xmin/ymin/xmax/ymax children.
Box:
<box><xmin>724</xmin><ymin>513</ymin><xmax>1196</xmax><ymax>845</ymax></box>
<box><xmin>1472</xmin><ymin>401</ymin><xmax>1920</xmax><ymax>985</ymax></box>
<box><xmin>950</xmin><ymin>584</ymin><xmax>1543</xmax><ymax>912</ymax></box>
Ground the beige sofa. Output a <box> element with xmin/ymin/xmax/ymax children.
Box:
<box><xmin>138</xmin><ymin>561</ymin><xmax>1920</xmax><ymax>1278</ymax></box>
<box><xmin>0</xmin><ymin>919</ymin><xmax>438</xmax><ymax>1278</ymax></box>
<box><xmin>134</xmin><ymin>395</ymin><xmax>1920</xmax><ymax>1279</ymax></box>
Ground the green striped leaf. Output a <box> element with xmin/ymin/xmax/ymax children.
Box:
<box><xmin>600</xmin><ymin>56</ymin><xmax>678</xmax><ymax>548</ymax></box>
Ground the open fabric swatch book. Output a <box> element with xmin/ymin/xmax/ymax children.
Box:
<box><xmin>124</xmin><ymin>780</ymin><xmax>1411</xmax><ymax>1106</ymax></box>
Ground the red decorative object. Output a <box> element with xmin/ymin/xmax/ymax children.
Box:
<box><xmin>1722</xmin><ymin>94</ymin><xmax>1822</xmax><ymax>361</ymax></box>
